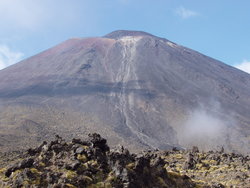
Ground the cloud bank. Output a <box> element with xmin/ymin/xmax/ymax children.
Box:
<box><xmin>234</xmin><ymin>60</ymin><xmax>250</xmax><ymax>74</ymax></box>
<box><xmin>176</xmin><ymin>6</ymin><xmax>198</xmax><ymax>19</ymax></box>
<box><xmin>0</xmin><ymin>45</ymin><xmax>23</xmax><ymax>70</ymax></box>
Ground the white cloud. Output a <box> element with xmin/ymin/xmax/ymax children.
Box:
<box><xmin>234</xmin><ymin>60</ymin><xmax>250</xmax><ymax>74</ymax></box>
<box><xmin>176</xmin><ymin>6</ymin><xmax>198</xmax><ymax>19</ymax></box>
<box><xmin>0</xmin><ymin>0</ymin><xmax>44</xmax><ymax>29</ymax></box>
<box><xmin>0</xmin><ymin>0</ymin><xmax>85</xmax><ymax>30</ymax></box>
<box><xmin>0</xmin><ymin>45</ymin><xmax>23</xmax><ymax>70</ymax></box>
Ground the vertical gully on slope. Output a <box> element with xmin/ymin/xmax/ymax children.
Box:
<box><xmin>113</xmin><ymin>36</ymin><xmax>157</xmax><ymax>149</ymax></box>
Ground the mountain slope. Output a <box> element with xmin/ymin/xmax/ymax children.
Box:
<box><xmin>0</xmin><ymin>30</ymin><xmax>249</xmax><ymax>153</ymax></box>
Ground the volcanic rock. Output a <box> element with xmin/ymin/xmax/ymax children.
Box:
<box><xmin>0</xmin><ymin>30</ymin><xmax>249</xmax><ymax>154</ymax></box>
<box><xmin>0</xmin><ymin>134</ymin><xmax>249</xmax><ymax>187</ymax></box>
<box><xmin>0</xmin><ymin>134</ymin><xmax>196</xmax><ymax>188</ymax></box>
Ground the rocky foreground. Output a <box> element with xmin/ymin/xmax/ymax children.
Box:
<box><xmin>0</xmin><ymin>134</ymin><xmax>249</xmax><ymax>188</ymax></box>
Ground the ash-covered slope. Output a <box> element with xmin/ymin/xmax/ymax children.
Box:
<box><xmin>0</xmin><ymin>30</ymin><xmax>250</xmax><ymax>153</ymax></box>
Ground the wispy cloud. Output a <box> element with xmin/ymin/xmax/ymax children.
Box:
<box><xmin>0</xmin><ymin>0</ymin><xmax>85</xmax><ymax>30</ymax></box>
<box><xmin>234</xmin><ymin>60</ymin><xmax>250</xmax><ymax>74</ymax></box>
<box><xmin>0</xmin><ymin>0</ymin><xmax>44</xmax><ymax>29</ymax></box>
<box><xmin>0</xmin><ymin>45</ymin><xmax>23</xmax><ymax>70</ymax></box>
<box><xmin>176</xmin><ymin>6</ymin><xmax>198</xmax><ymax>19</ymax></box>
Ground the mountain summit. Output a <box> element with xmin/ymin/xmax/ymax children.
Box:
<box><xmin>104</xmin><ymin>30</ymin><xmax>155</xmax><ymax>39</ymax></box>
<box><xmin>0</xmin><ymin>30</ymin><xmax>249</xmax><ymax>153</ymax></box>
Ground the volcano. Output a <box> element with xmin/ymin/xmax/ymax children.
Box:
<box><xmin>0</xmin><ymin>30</ymin><xmax>249</xmax><ymax>153</ymax></box>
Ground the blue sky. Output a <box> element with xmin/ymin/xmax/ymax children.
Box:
<box><xmin>0</xmin><ymin>0</ymin><xmax>250</xmax><ymax>73</ymax></box>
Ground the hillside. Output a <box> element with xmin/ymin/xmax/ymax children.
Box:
<box><xmin>0</xmin><ymin>30</ymin><xmax>249</xmax><ymax>153</ymax></box>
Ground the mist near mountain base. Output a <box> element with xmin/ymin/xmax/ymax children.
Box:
<box><xmin>177</xmin><ymin>106</ymin><xmax>232</xmax><ymax>151</ymax></box>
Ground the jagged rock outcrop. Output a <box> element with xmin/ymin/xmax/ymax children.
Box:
<box><xmin>0</xmin><ymin>134</ymin><xmax>249</xmax><ymax>188</ymax></box>
<box><xmin>0</xmin><ymin>134</ymin><xmax>195</xmax><ymax>188</ymax></box>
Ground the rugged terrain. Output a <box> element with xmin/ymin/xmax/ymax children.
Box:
<box><xmin>0</xmin><ymin>30</ymin><xmax>250</xmax><ymax>153</ymax></box>
<box><xmin>0</xmin><ymin>134</ymin><xmax>249</xmax><ymax>187</ymax></box>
